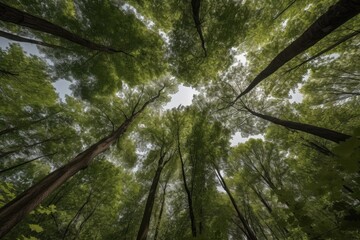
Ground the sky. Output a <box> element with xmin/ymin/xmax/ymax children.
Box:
<box><xmin>0</xmin><ymin>36</ymin><xmax>303</xmax><ymax>147</ymax></box>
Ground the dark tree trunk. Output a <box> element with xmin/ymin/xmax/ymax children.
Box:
<box><xmin>285</xmin><ymin>30</ymin><xmax>360</xmax><ymax>73</ymax></box>
<box><xmin>0</xmin><ymin>30</ymin><xmax>65</xmax><ymax>49</ymax></box>
<box><xmin>153</xmin><ymin>182</ymin><xmax>168</xmax><ymax>240</ymax></box>
<box><xmin>244</xmin><ymin>106</ymin><xmax>351</xmax><ymax>143</ymax></box>
<box><xmin>136</xmin><ymin>150</ymin><xmax>171</xmax><ymax>240</ymax></box>
<box><xmin>0</xmin><ymin>3</ymin><xmax>131</xmax><ymax>56</ymax></box>
<box><xmin>176</xmin><ymin>128</ymin><xmax>197</xmax><ymax>237</ymax></box>
<box><xmin>0</xmin><ymin>87</ymin><xmax>164</xmax><ymax>238</ymax></box>
<box><xmin>214</xmin><ymin>165</ymin><xmax>258</xmax><ymax>240</ymax></box>
<box><xmin>191</xmin><ymin>0</ymin><xmax>207</xmax><ymax>56</ymax></box>
<box><xmin>236</xmin><ymin>0</ymin><xmax>360</xmax><ymax>99</ymax></box>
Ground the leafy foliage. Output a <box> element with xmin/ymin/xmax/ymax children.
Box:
<box><xmin>0</xmin><ymin>0</ymin><xmax>359</xmax><ymax>239</ymax></box>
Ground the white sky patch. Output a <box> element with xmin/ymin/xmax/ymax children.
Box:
<box><xmin>121</xmin><ymin>3</ymin><xmax>155</xmax><ymax>29</ymax></box>
<box><xmin>216</xmin><ymin>185</ymin><xmax>226</xmax><ymax>193</ymax></box>
<box><xmin>289</xmin><ymin>70</ymin><xmax>311</xmax><ymax>104</ymax></box>
<box><xmin>304</xmin><ymin>4</ymin><xmax>313</xmax><ymax>11</ymax></box>
<box><xmin>314</xmin><ymin>53</ymin><xmax>340</xmax><ymax>66</ymax></box>
<box><xmin>0</xmin><ymin>37</ymin><xmax>41</xmax><ymax>56</ymax></box>
<box><xmin>159</xmin><ymin>30</ymin><xmax>170</xmax><ymax>45</ymax></box>
<box><xmin>0</xmin><ymin>38</ymin><xmax>72</xmax><ymax>101</ymax></box>
<box><xmin>281</xmin><ymin>19</ymin><xmax>289</xmax><ymax>29</ymax></box>
<box><xmin>230</xmin><ymin>132</ymin><xmax>264</xmax><ymax>146</ymax></box>
<box><xmin>233</xmin><ymin>52</ymin><xmax>247</xmax><ymax>67</ymax></box>
<box><xmin>164</xmin><ymin>85</ymin><xmax>199</xmax><ymax>109</ymax></box>
<box><xmin>53</xmin><ymin>79</ymin><xmax>72</xmax><ymax>101</ymax></box>
<box><xmin>229</xmin><ymin>48</ymin><xmax>248</xmax><ymax>68</ymax></box>
<box><xmin>289</xmin><ymin>84</ymin><xmax>303</xmax><ymax>103</ymax></box>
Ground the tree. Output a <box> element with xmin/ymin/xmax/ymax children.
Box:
<box><xmin>233</xmin><ymin>0</ymin><xmax>360</xmax><ymax>101</ymax></box>
<box><xmin>1</xmin><ymin>0</ymin><xmax>360</xmax><ymax>239</ymax></box>
<box><xmin>0</xmin><ymin>3</ymin><xmax>131</xmax><ymax>55</ymax></box>
<box><xmin>0</xmin><ymin>84</ymin><xmax>166</xmax><ymax>237</ymax></box>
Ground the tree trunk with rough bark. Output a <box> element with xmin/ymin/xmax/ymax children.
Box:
<box><xmin>136</xmin><ymin>150</ymin><xmax>171</xmax><ymax>240</ymax></box>
<box><xmin>0</xmin><ymin>87</ymin><xmax>164</xmax><ymax>238</ymax></box>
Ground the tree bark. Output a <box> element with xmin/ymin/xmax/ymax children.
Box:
<box><xmin>0</xmin><ymin>3</ymin><xmax>131</xmax><ymax>56</ymax></box>
<box><xmin>235</xmin><ymin>0</ymin><xmax>360</xmax><ymax>100</ymax></box>
<box><xmin>0</xmin><ymin>30</ymin><xmax>66</xmax><ymax>49</ymax></box>
<box><xmin>214</xmin><ymin>165</ymin><xmax>258</xmax><ymax>240</ymax></box>
<box><xmin>244</xmin><ymin>106</ymin><xmax>351</xmax><ymax>143</ymax></box>
<box><xmin>136</xmin><ymin>150</ymin><xmax>170</xmax><ymax>240</ymax></box>
<box><xmin>0</xmin><ymin>86</ymin><xmax>164</xmax><ymax>238</ymax></box>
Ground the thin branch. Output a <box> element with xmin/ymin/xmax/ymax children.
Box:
<box><xmin>273</xmin><ymin>0</ymin><xmax>297</xmax><ymax>20</ymax></box>
<box><xmin>0</xmin><ymin>152</ymin><xmax>57</xmax><ymax>174</ymax></box>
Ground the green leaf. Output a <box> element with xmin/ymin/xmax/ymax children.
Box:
<box><xmin>29</xmin><ymin>224</ymin><xmax>43</xmax><ymax>233</ymax></box>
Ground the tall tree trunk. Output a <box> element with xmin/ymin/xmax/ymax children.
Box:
<box><xmin>153</xmin><ymin>182</ymin><xmax>168</xmax><ymax>240</ymax></box>
<box><xmin>0</xmin><ymin>3</ymin><xmax>131</xmax><ymax>56</ymax></box>
<box><xmin>176</xmin><ymin>127</ymin><xmax>197</xmax><ymax>237</ymax></box>
<box><xmin>235</xmin><ymin>0</ymin><xmax>360</xmax><ymax>100</ymax></box>
<box><xmin>214</xmin><ymin>165</ymin><xmax>258</xmax><ymax>240</ymax></box>
<box><xmin>244</xmin><ymin>106</ymin><xmax>351</xmax><ymax>143</ymax></box>
<box><xmin>191</xmin><ymin>0</ymin><xmax>207</xmax><ymax>56</ymax></box>
<box><xmin>0</xmin><ymin>30</ymin><xmax>65</xmax><ymax>49</ymax></box>
<box><xmin>136</xmin><ymin>150</ymin><xmax>171</xmax><ymax>240</ymax></box>
<box><xmin>0</xmin><ymin>87</ymin><xmax>164</xmax><ymax>238</ymax></box>
<box><xmin>285</xmin><ymin>30</ymin><xmax>360</xmax><ymax>73</ymax></box>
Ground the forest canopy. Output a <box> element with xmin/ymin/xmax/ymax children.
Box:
<box><xmin>0</xmin><ymin>0</ymin><xmax>359</xmax><ymax>239</ymax></box>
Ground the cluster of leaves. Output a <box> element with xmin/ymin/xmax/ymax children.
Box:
<box><xmin>0</xmin><ymin>0</ymin><xmax>359</xmax><ymax>239</ymax></box>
